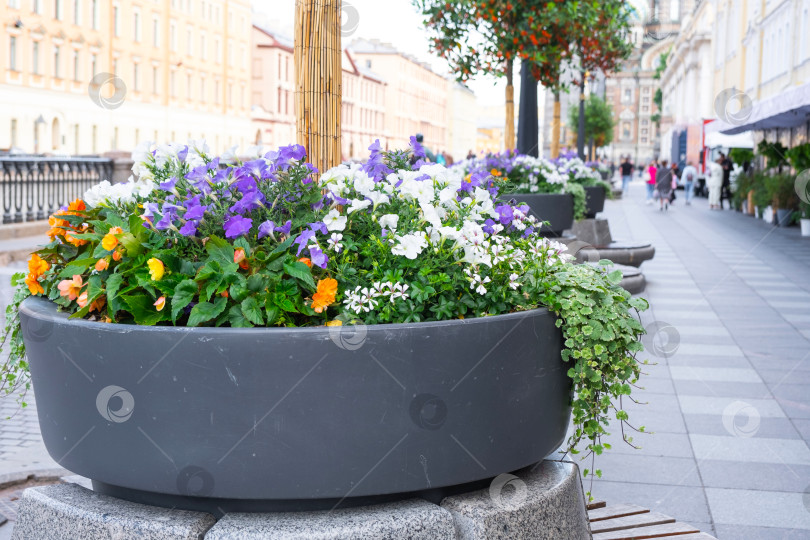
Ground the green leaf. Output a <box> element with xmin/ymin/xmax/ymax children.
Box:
<box><xmin>264</xmin><ymin>304</ymin><xmax>280</xmax><ymax>325</ymax></box>
<box><xmin>119</xmin><ymin>232</ymin><xmax>144</xmax><ymax>257</ymax></box>
<box><xmin>122</xmin><ymin>294</ymin><xmax>167</xmax><ymax>326</ymax></box>
<box><xmin>227</xmin><ymin>305</ymin><xmax>253</xmax><ymax>328</ymax></box>
<box><xmin>187</xmin><ymin>297</ymin><xmax>228</xmax><ymax>327</ymax></box>
<box><xmin>607</xmin><ymin>270</ymin><xmax>623</xmax><ymax>285</ymax></box>
<box><xmin>205</xmin><ymin>236</ymin><xmax>235</xmax><ymax>265</ymax></box>
<box><xmin>240</xmin><ymin>296</ymin><xmax>264</xmax><ymax>325</ymax></box>
<box><xmin>171</xmin><ymin>279</ymin><xmax>198</xmax><ymax>322</ymax></box>
<box><xmin>247</xmin><ymin>274</ymin><xmax>269</xmax><ymax>293</ymax></box>
<box><xmin>283</xmin><ymin>261</ymin><xmax>316</xmax><ymax>290</ymax></box>
<box><xmin>106</xmin><ymin>273</ymin><xmax>125</xmax><ymax>315</ymax></box>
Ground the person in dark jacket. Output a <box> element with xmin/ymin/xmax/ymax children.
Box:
<box><xmin>655</xmin><ymin>159</ymin><xmax>674</xmax><ymax>212</ymax></box>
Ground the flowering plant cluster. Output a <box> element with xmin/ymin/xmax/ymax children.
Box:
<box><xmin>2</xmin><ymin>138</ymin><xmax>647</xmax><ymax>482</ymax></box>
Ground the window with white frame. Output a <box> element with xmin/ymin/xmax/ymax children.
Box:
<box><xmin>186</xmin><ymin>26</ymin><xmax>193</xmax><ymax>55</ymax></box>
<box><xmin>73</xmin><ymin>0</ymin><xmax>80</xmax><ymax>24</ymax></box>
<box><xmin>152</xmin><ymin>16</ymin><xmax>159</xmax><ymax>47</ymax></box>
<box><xmin>53</xmin><ymin>45</ymin><xmax>61</xmax><ymax>78</ymax></box>
<box><xmin>9</xmin><ymin>36</ymin><xmax>17</xmax><ymax>71</ymax></box>
<box><xmin>72</xmin><ymin>49</ymin><xmax>79</xmax><ymax>80</ymax></box>
<box><xmin>133</xmin><ymin>9</ymin><xmax>141</xmax><ymax>42</ymax></box>
<box><xmin>55</xmin><ymin>0</ymin><xmax>63</xmax><ymax>19</ymax></box>
<box><xmin>91</xmin><ymin>0</ymin><xmax>98</xmax><ymax>29</ymax></box>
<box><xmin>113</xmin><ymin>5</ymin><xmax>120</xmax><ymax>36</ymax></box>
<box><xmin>170</xmin><ymin>22</ymin><xmax>177</xmax><ymax>51</ymax></box>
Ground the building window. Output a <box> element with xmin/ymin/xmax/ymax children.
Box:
<box><xmin>200</xmin><ymin>77</ymin><xmax>205</xmax><ymax>102</ymax></box>
<box><xmin>91</xmin><ymin>0</ymin><xmax>98</xmax><ymax>29</ymax></box>
<box><xmin>55</xmin><ymin>0</ymin><xmax>62</xmax><ymax>19</ymax></box>
<box><xmin>152</xmin><ymin>66</ymin><xmax>158</xmax><ymax>94</ymax></box>
<box><xmin>152</xmin><ymin>17</ymin><xmax>159</xmax><ymax>47</ymax></box>
<box><xmin>622</xmin><ymin>122</ymin><xmax>631</xmax><ymax>140</ymax></box>
<box><xmin>8</xmin><ymin>0</ymin><xmax>20</xmax><ymax>8</ymax></box>
<box><xmin>133</xmin><ymin>63</ymin><xmax>139</xmax><ymax>91</ymax></box>
<box><xmin>73</xmin><ymin>124</ymin><xmax>79</xmax><ymax>154</ymax></box>
<box><xmin>186</xmin><ymin>73</ymin><xmax>191</xmax><ymax>99</ymax></box>
<box><xmin>33</xmin><ymin>0</ymin><xmax>41</xmax><ymax>14</ymax></box>
<box><xmin>113</xmin><ymin>5</ymin><xmax>120</xmax><ymax>36</ymax></box>
<box><xmin>622</xmin><ymin>88</ymin><xmax>632</xmax><ymax>103</ymax></box>
<box><xmin>11</xmin><ymin>119</ymin><xmax>17</xmax><ymax>147</ymax></box>
<box><xmin>73</xmin><ymin>0</ymin><xmax>80</xmax><ymax>24</ymax></box>
<box><xmin>170</xmin><ymin>71</ymin><xmax>176</xmax><ymax>97</ymax></box>
<box><xmin>170</xmin><ymin>22</ymin><xmax>177</xmax><ymax>51</ymax></box>
<box><xmin>133</xmin><ymin>10</ymin><xmax>141</xmax><ymax>42</ymax></box>
<box><xmin>72</xmin><ymin>49</ymin><xmax>79</xmax><ymax>80</ymax></box>
<box><xmin>642</xmin><ymin>106</ymin><xmax>649</xmax><ymax>112</ymax></box>
<box><xmin>641</xmin><ymin>137</ymin><xmax>648</xmax><ymax>144</ymax></box>
<box><xmin>90</xmin><ymin>53</ymin><xmax>96</xmax><ymax>76</ymax></box>
<box><xmin>200</xmin><ymin>34</ymin><xmax>206</xmax><ymax>59</ymax></box>
<box><xmin>215</xmin><ymin>38</ymin><xmax>221</xmax><ymax>63</ymax></box>
<box><xmin>186</xmin><ymin>27</ymin><xmax>193</xmax><ymax>55</ymax></box>
<box><xmin>9</xmin><ymin>36</ymin><xmax>17</xmax><ymax>71</ymax></box>
<box><xmin>32</xmin><ymin>41</ymin><xmax>39</xmax><ymax>74</ymax></box>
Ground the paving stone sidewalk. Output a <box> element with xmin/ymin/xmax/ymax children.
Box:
<box><xmin>0</xmin><ymin>183</ymin><xmax>808</xmax><ymax>539</ymax></box>
<box><xmin>584</xmin><ymin>181</ymin><xmax>810</xmax><ymax>540</ymax></box>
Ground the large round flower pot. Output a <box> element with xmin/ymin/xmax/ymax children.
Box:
<box><xmin>583</xmin><ymin>185</ymin><xmax>606</xmax><ymax>218</ymax></box>
<box><xmin>20</xmin><ymin>296</ymin><xmax>571</xmax><ymax>513</ymax></box>
<box><xmin>506</xmin><ymin>193</ymin><xmax>574</xmax><ymax>237</ymax></box>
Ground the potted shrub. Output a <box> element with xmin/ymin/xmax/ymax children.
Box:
<box><xmin>570</xmin><ymin>159</ymin><xmax>614</xmax><ymax>218</ymax></box>
<box><xmin>454</xmin><ymin>151</ymin><xmax>586</xmax><ymax>236</ymax></box>
<box><xmin>2</xmin><ymin>140</ymin><xmax>647</xmax><ymax>511</ymax></box>
<box><xmin>799</xmin><ymin>201</ymin><xmax>810</xmax><ymax>236</ymax></box>
<box><xmin>764</xmin><ymin>174</ymin><xmax>797</xmax><ymax>226</ymax></box>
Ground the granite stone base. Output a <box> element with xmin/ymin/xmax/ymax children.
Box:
<box><xmin>576</xmin><ymin>242</ymin><xmax>656</xmax><ymax>268</ymax></box>
<box><xmin>11</xmin><ymin>461</ymin><xmax>590</xmax><ymax>539</ymax></box>
<box><xmin>10</xmin><ymin>483</ymin><xmax>215</xmax><ymax>540</ymax></box>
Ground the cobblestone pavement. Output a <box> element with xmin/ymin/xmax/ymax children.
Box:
<box><xmin>0</xmin><ymin>182</ymin><xmax>808</xmax><ymax>539</ymax></box>
<box><xmin>584</xmin><ymin>180</ymin><xmax>810</xmax><ymax>539</ymax></box>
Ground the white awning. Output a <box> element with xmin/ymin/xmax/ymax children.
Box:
<box><xmin>704</xmin><ymin>130</ymin><xmax>754</xmax><ymax>149</ymax></box>
<box><xmin>711</xmin><ymin>81</ymin><xmax>810</xmax><ymax>135</ymax></box>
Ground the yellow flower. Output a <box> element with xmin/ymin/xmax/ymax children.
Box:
<box><xmin>101</xmin><ymin>226</ymin><xmax>123</xmax><ymax>251</ymax></box>
<box><xmin>27</xmin><ymin>254</ymin><xmax>50</xmax><ymax>278</ymax></box>
<box><xmin>147</xmin><ymin>258</ymin><xmax>165</xmax><ymax>281</ymax></box>
<box><xmin>154</xmin><ymin>296</ymin><xmax>166</xmax><ymax>311</ymax></box>
<box><xmin>25</xmin><ymin>274</ymin><xmax>44</xmax><ymax>295</ymax></box>
<box><xmin>325</xmin><ymin>320</ymin><xmax>343</xmax><ymax>327</ymax></box>
<box><xmin>312</xmin><ymin>278</ymin><xmax>338</xmax><ymax>314</ymax></box>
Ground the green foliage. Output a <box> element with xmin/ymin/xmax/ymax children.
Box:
<box><xmin>757</xmin><ymin>140</ymin><xmax>789</xmax><ymax>171</ymax></box>
<box><xmin>786</xmin><ymin>142</ymin><xmax>810</xmax><ymax>172</ymax></box>
<box><xmin>763</xmin><ymin>174</ymin><xmax>798</xmax><ymax>209</ymax></box>
<box><xmin>729</xmin><ymin>148</ymin><xmax>754</xmax><ymax>167</ymax></box>
<box><xmin>567</xmin><ymin>96</ymin><xmax>615</xmax><ymax>147</ymax></box>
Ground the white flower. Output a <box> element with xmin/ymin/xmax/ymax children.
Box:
<box><xmin>391</xmin><ymin>233</ymin><xmax>428</xmax><ymax>260</ymax></box>
<box><xmin>389</xmin><ymin>283</ymin><xmax>410</xmax><ymax>301</ymax></box>
<box><xmin>508</xmin><ymin>273</ymin><xmax>520</xmax><ymax>290</ymax></box>
<box><xmin>379</xmin><ymin>214</ymin><xmax>399</xmax><ymax>232</ymax></box>
<box><xmin>352</xmin><ymin>171</ymin><xmax>376</xmax><ymax>196</ymax></box>
<box><xmin>220</xmin><ymin>144</ymin><xmax>239</xmax><ymax>162</ymax></box>
<box><xmin>366</xmin><ymin>190</ymin><xmax>390</xmax><ymax>208</ymax></box>
<box><xmin>464</xmin><ymin>268</ymin><xmax>491</xmax><ymax>295</ymax></box>
<box><xmin>327</xmin><ymin>233</ymin><xmax>344</xmax><ymax>253</ymax></box>
<box><xmin>347</xmin><ymin>198</ymin><xmax>372</xmax><ymax>214</ymax></box>
<box><xmin>323</xmin><ymin>209</ymin><xmax>347</xmax><ymax>231</ymax></box>
<box><xmin>83</xmin><ymin>179</ymin><xmax>155</xmax><ymax>208</ymax></box>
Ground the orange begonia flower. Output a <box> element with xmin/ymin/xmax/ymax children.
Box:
<box><xmin>112</xmin><ymin>250</ymin><xmax>122</xmax><ymax>261</ymax></box>
<box><xmin>95</xmin><ymin>258</ymin><xmax>109</xmax><ymax>272</ymax></box>
<box><xmin>298</xmin><ymin>257</ymin><xmax>313</xmax><ymax>268</ymax></box>
<box><xmin>77</xmin><ymin>291</ymin><xmax>89</xmax><ymax>309</ymax></box>
<box><xmin>490</xmin><ymin>169</ymin><xmax>502</xmax><ymax>177</ymax></box>
<box><xmin>90</xmin><ymin>296</ymin><xmax>106</xmax><ymax>313</ymax></box>
<box><xmin>101</xmin><ymin>226</ymin><xmax>123</xmax><ymax>251</ymax></box>
<box><xmin>68</xmin><ymin>199</ymin><xmax>86</xmax><ymax>212</ymax></box>
<box><xmin>154</xmin><ymin>296</ymin><xmax>166</xmax><ymax>312</ymax></box>
<box><xmin>57</xmin><ymin>275</ymin><xmax>83</xmax><ymax>301</ymax></box>
<box><xmin>312</xmin><ymin>278</ymin><xmax>338</xmax><ymax>314</ymax></box>
<box><xmin>28</xmin><ymin>254</ymin><xmax>50</xmax><ymax>278</ymax></box>
<box><xmin>234</xmin><ymin>248</ymin><xmax>246</xmax><ymax>264</ymax></box>
<box><xmin>25</xmin><ymin>274</ymin><xmax>44</xmax><ymax>295</ymax></box>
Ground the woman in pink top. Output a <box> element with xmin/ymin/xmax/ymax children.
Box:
<box><xmin>646</xmin><ymin>161</ymin><xmax>658</xmax><ymax>204</ymax></box>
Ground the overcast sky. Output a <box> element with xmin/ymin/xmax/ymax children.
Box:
<box><xmin>252</xmin><ymin>0</ymin><xmax>509</xmax><ymax>107</ymax></box>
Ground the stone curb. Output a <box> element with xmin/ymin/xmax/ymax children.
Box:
<box><xmin>9</xmin><ymin>461</ymin><xmax>590</xmax><ymax>539</ymax></box>
<box><xmin>0</xmin><ymin>468</ymin><xmax>70</xmax><ymax>490</ymax></box>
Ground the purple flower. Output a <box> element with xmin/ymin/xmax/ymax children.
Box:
<box><xmin>177</xmin><ymin>145</ymin><xmax>189</xmax><ymax>162</ymax></box>
<box><xmin>308</xmin><ymin>246</ymin><xmax>328</xmax><ymax>269</ymax></box>
<box><xmin>179</xmin><ymin>220</ymin><xmax>199</xmax><ymax>237</ymax></box>
<box><xmin>183</xmin><ymin>195</ymin><xmax>208</xmax><ymax>220</ymax></box>
<box><xmin>235</xmin><ymin>159</ymin><xmax>268</xmax><ymax>184</ymax></box>
<box><xmin>409</xmin><ymin>135</ymin><xmax>425</xmax><ymax>159</ymax></box>
<box><xmin>274</xmin><ymin>220</ymin><xmax>292</xmax><ymax>236</ymax></box>
<box><xmin>293</xmin><ymin>229</ymin><xmax>316</xmax><ymax>255</ymax></box>
<box><xmin>278</xmin><ymin>144</ymin><xmax>306</xmax><ymax>162</ymax></box>
<box><xmin>362</xmin><ymin>139</ymin><xmax>392</xmax><ymax>181</ymax></box>
<box><xmin>159</xmin><ymin>176</ymin><xmax>179</xmax><ymax>192</ymax></box>
<box><xmin>309</xmin><ymin>221</ymin><xmax>328</xmax><ymax>235</ymax></box>
<box><xmin>258</xmin><ymin>220</ymin><xmax>275</xmax><ymax>239</ymax></box>
<box><xmin>495</xmin><ymin>204</ymin><xmax>514</xmax><ymax>226</ymax></box>
<box><xmin>155</xmin><ymin>203</ymin><xmax>180</xmax><ymax>230</ymax></box>
<box><xmin>522</xmin><ymin>227</ymin><xmax>535</xmax><ymax>238</ymax></box>
<box><xmin>229</xmin><ymin>188</ymin><xmax>265</xmax><ymax>215</ymax></box>
<box><xmin>482</xmin><ymin>218</ymin><xmax>496</xmax><ymax>235</ymax></box>
<box><xmin>185</xmin><ymin>164</ymin><xmax>212</xmax><ymax>193</ymax></box>
<box><xmin>223</xmin><ymin>215</ymin><xmax>253</xmax><ymax>238</ymax></box>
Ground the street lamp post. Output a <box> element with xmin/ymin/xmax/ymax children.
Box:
<box><xmin>577</xmin><ymin>70</ymin><xmax>587</xmax><ymax>160</ymax></box>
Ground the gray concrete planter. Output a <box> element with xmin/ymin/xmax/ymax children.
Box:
<box><xmin>20</xmin><ymin>296</ymin><xmax>571</xmax><ymax>513</ymax></box>
<box><xmin>505</xmin><ymin>193</ymin><xmax>574</xmax><ymax>237</ymax></box>
<box><xmin>583</xmin><ymin>185</ymin><xmax>606</xmax><ymax>218</ymax></box>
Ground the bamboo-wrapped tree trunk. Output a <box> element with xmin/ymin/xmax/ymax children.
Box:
<box><xmin>550</xmin><ymin>91</ymin><xmax>561</xmax><ymax>158</ymax></box>
<box><xmin>295</xmin><ymin>0</ymin><xmax>342</xmax><ymax>175</ymax></box>
<box><xmin>505</xmin><ymin>59</ymin><xmax>515</xmax><ymax>151</ymax></box>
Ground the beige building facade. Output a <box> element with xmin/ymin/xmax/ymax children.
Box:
<box><xmin>1</xmin><ymin>0</ymin><xmax>252</xmax><ymax>155</ymax></box>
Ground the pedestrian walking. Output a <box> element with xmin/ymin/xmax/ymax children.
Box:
<box><xmin>707</xmin><ymin>158</ymin><xmax>724</xmax><ymax>209</ymax></box>
<box><xmin>681</xmin><ymin>161</ymin><xmax>698</xmax><ymax>205</ymax></box>
<box><xmin>669</xmin><ymin>162</ymin><xmax>680</xmax><ymax>204</ymax></box>
<box><xmin>655</xmin><ymin>160</ymin><xmax>674</xmax><ymax>211</ymax></box>
<box><xmin>620</xmin><ymin>157</ymin><xmax>634</xmax><ymax>194</ymax></box>
<box><xmin>646</xmin><ymin>160</ymin><xmax>658</xmax><ymax>205</ymax></box>
<box><xmin>719</xmin><ymin>152</ymin><xmax>733</xmax><ymax>209</ymax></box>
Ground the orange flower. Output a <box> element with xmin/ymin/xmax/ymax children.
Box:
<box><xmin>298</xmin><ymin>257</ymin><xmax>313</xmax><ymax>268</ymax></box>
<box><xmin>95</xmin><ymin>258</ymin><xmax>109</xmax><ymax>272</ymax></box>
<box><xmin>490</xmin><ymin>168</ymin><xmax>502</xmax><ymax>177</ymax></box>
<box><xmin>64</xmin><ymin>231</ymin><xmax>88</xmax><ymax>247</ymax></box>
<box><xmin>77</xmin><ymin>291</ymin><xmax>89</xmax><ymax>309</ymax></box>
<box><xmin>101</xmin><ymin>226</ymin><xmax>123</xmax><ymax>251</ymax></box>
<box><xmin>67</xmin><ymin>199</ymin><xmax>86</xmax><ymax>212</ymax></box>
<box><xmin>57</xmin><ymin>275</ymin><xmax>83</xmax><ymax>301</ymax></box>
<box><xmin>153</xmin><ymin>296</ymin><xmax>166</xmax><ymax>311</ymax></box>
<box><xmin>90</xmin><ymin>295</ymin><xmax>106</xmax><ymax>313</ymax></box>
<box><xmin>234</xmin><ymin>248</ymin><xmax>246</xmax><ymax>264</ymax></box>
<box><xmin>25</xmin><ymin>274</ymin><xmax>44</xmax><ymax>295</ymax></box>
<box><xmin>312</xmin><ymin>278</ymin><xmax>338</xmax><ymax>314</ymax></box>
<box><xmin>112</xmin><ymin>249</ymin><xmax>122</xmax><ymax>261</ymax></box>
<box><xmin>28</xmin><ymin>254</ymin><xmax>49</xmax><ymax>278</ymax></box>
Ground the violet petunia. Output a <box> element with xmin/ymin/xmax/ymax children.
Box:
<box><xmin>274</xmin><ymin>220</ymin><xmax>292</xmax><ymax>236</ymax></box>
<box><xmin>495</xmin><ymin>204</ymin><xmax>514</xmax><ymax>226</ymax></box>
<box><xmin>308</xmin><ymin>245</ymin><xmax>328</xmax><ymax>269</ymax></box>
<box><xmin>223</xmin><ymin>215</ymin><xmax>253</xmax><ymax>238</ymax></box>
<box><xmin>258</xmin><ymin>220</ymin><xmax>275</xmax><ymax>239</ymax></box>
<box><xmin>179</xmin><ymin>220</ymin><xmax>199</xmax><ymax>237</ymax></box>
<box><xmin>159</xmin><ymin>176</ymin><xmax>179</xmax><ymax>192</ymax></box>
<box><xmin>293</xmin><ymin>229</ymin><xmax>316</xmax><ymax>256</ymax></box>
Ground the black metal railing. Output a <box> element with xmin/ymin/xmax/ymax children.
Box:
<box><xmin>0</xmin><ymin>157</ymin><xmax>113</xmax><ymax>224</ymax></box>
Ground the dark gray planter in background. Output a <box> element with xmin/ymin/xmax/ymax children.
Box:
<box><xmin>583</xmin><ymin>185</ymin><xmax>606</xmax><ymax>218</ymax></box>
<box><xmin>506</xmin><ymin>193</ymin><xmax>574</xmax><ymax>237</ymax></box>
<box><xmin>20</xmin><ymin>297</ymin><xmax>571</xmax><ymax>514</ymax></box>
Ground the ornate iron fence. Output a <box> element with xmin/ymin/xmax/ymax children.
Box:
<box><xmin>0</xmin><ymin>157</ymin><xmax>113</xmax><ymax>224</ymax></box>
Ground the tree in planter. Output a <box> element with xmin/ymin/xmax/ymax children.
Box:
<box><xmin>729</xmin><ymin>148</ymin><xmax>754</xmax><ymax>172</ymax></box>
<box><xmin>567</xmin><ymin>95</ymin><xmax>615</xmax><ymax>158</ymax></box>
<box><xmin>415</xmin><ymin>0</ymin><xmax>552</xmax><ymax>151</ymax></box>
<box><xmin>757</xmin><ymin>140</ymin><xmax>789</xmax><ymax>172</ymax></box>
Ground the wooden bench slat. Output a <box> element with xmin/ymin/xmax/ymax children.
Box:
<box><xmin>589</xmin><ymin>503</ymin><xmax>650</xmax><ymax>522</ymax></box>
<box><xmin>592</xmin><ymin>521</ymin><xmax>700</xmax><ymax>540</ymax></box>
<box><xmin>591</xmin><ymin>511</ymin><xmax>676</xmax><ymax>534</ymax></box>
<box><xmin>587</xmin><ymin>500</ymin><xmax>607</xmax><ymax>510</ymax></box>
